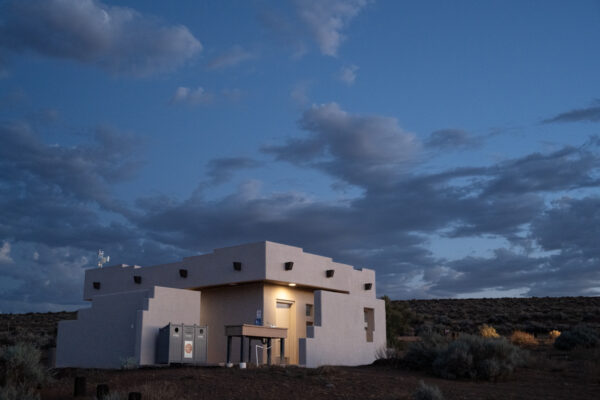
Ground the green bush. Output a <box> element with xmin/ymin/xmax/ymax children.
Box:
<box><xmin>382</xmin><ymin>296</ymin><xmax>417</xmax><ymax>347</ymax></box>
<box><xmin>412</xmin><ymin>380</ymin><xmax>445</xmax><ymax>400</ymax></box>
<box><xmin>554</xmin><ymin>325</ymin><xmax>599</xmax><ymax>350</ymax></box>
<box><xmin>0</xmin><ymin>343</ymin><xmax>48</xmax><ymax>400</ymax></box>
<box><xmin>403</xmin><ymin>334</ymin><xmax>528</xmax><ymax>381</ymax></box>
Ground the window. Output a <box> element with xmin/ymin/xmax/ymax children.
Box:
<box><xmin>364</xmin><ymin>308</ymin><xmax>374</xmax><ymax>342</ymax></box>
<box><xmin>305</xmin><ymin>304</ymin><xmax>313</xmax><ymax>317</ymax></box>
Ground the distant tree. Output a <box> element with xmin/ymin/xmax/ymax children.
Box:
<box><xmin>382</xmin><ymin>296</ymin><xmax>416</xmax><ymax>347</ymax></box>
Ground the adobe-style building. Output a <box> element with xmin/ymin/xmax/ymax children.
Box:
<box><xmin>56</xmin><ymin>241</ymin><xmax>386</xmax><ymax>368</ymax></box>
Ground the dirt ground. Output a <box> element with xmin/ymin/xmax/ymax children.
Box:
<box><xmin>42</xmin><ymin>345</ymin><xmax>600</xmax><ymax>400</ymax></box>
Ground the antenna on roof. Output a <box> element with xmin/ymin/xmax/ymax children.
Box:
<box><xmin>97</xmin><ymin>249</ymin><xmax>110</xmax><ymax>268</ymax></box>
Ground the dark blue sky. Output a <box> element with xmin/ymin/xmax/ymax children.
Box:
<box><xmin>1</xmin><ymin>0</ymin><xmax>599</xmax><ymax>312</ymax></box>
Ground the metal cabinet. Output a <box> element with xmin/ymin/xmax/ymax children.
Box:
<box><xmin>156</xmin><ymin>323</ymin><xmax>207</xmax><ymax>364</ymax></box>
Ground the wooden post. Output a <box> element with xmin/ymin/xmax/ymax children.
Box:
<box><xmin>226</xmin><ymin>336</ymin><xmax>232</xmax><ymax>364</ymax></box>
<box><xmin>248</xmin><ymin>338</ymin><xmax>252</xmax><ymax>364</ymax></box>
<box><xmin>240</xmin><ymin>335</ymin><xmax>245</xmax><ymax>363</ymax></box>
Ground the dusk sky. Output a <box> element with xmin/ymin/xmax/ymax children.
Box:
<box><xmin>1</xmin><ymin>0</ymin><xmax>599</xmax><ymax>312</ymax></box>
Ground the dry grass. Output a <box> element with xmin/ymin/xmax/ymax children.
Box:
<box><xmin>479</xmin><ymin>324</ymin><xmax>500</xmax><ymax>338</ymax></box>
<box><xmin>549</xmin><ymin>330</ymin><xmax>561</xmax><ymax>342</ymax></box>
<box><xmin>510</xmin><ymin>331</ymin><xmax>538</xmax><ymax>347</ymax></box>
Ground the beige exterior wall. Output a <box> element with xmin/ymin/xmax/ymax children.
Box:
<box><xmin>56</xmin><ymin>286</ymin><xmax>200</xmax><ymax>368</ymax></box>
<box><xmin>262</xmin><ymin>283</ymin><xmax>314</xmax><ymax>364</ymax></box>
<box><xmin>199</xmin><ymin>283</ymin><xmax>262</xmax><ymax>363</ymax></box>
<box><xmin>299</xmin><ymin>290</ymin><xmax>386</xmax><ymax>367</ymax></box>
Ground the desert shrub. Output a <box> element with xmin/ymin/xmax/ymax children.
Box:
<box><xmin>434</xmin><ymin>335</ymin><xmax>527</xmax><ymax>380</ymax></box>
<box><xmin>404</xmin><ymin>334</ymin><xmax>527</xmax><ymax>381</ymax></box>
<box><xmin>510</xmin><ymin>331</ymin><xmax>538</xmax><ymax>346</ymax></box>
<box><xmin>0</xmin><ymin>342</ymin><xmax>48</xmax><ymax>400</ymax></box>
<box><xmin>548</xmin><ymin>330</ymin><xmax>561</xmax><ymax>341</ymax></box>
<box><xmin>412</xmin><ymin>380</ymin><xmax>444</xmax><ymax>400</ymax></box>
<box><xmin>403</xmin><ymin>334</ymin><xmax>449</xmax><ymax>370</ymax></box>
<box><xmin>554</xmin><ymin>325</ymin><xmax>599</xmax><ymax>350</ymax></box>
<box><xmin>479</xmin><ymin>324</ymin><xmax>500</xmax><ymax>338</ymax></box>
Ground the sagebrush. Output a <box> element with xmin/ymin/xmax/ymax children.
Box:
<box><xmin>412</xmin><ymin>380</ymin><xmax>444</xmax><ymax>400</ymax></box>
<box><xmin>554</xmin><ymin>325</ymin><xmax>599</xmax><ymax>350</ymax></box>
<box><xmin>0</xmin><ymin>342</ymin><xmax>49</xmax><ymax>400</ymax></box>
<box><xmin>404</xmin><ymin>334</ymin><xmax>528</xmax><ymax>381</ymax></box>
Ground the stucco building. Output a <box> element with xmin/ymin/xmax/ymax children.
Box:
<box><xmin>56</xmin><ymin>241</ymin><xmax>386</xmax><ymax>368</ymax></box>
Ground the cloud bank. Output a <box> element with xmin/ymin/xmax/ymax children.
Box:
<box><xmin>0</xmin><ymin>0</ymin><xmax>202</xmax><ymax>76</ymax></box>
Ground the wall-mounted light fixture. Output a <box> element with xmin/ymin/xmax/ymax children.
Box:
<box><xmin>133</xmin><ymin>275</ymin><xmax>142</xmax><ymax>284</ymax></box>
<box><xmin>326</xmin><ymin>269</ymin><xmax>335</xmax><ymax>278</ymax></box>
<box><xmin>285</xmin><ymin>261</ymin><xmax>294</xmax><ymax>271</ymax></box>
<box><xmin>233</xmin><ymin>261</ymin><xmax>242</xmax><ymax>271</ymax></box>
<box><xmin>179</xmin><ymin>269</ymin><xmax>188</xmax><ymax>278</ymax></box>
<box><xmin>288</xmin><ymin>283</ymin><xmax>296</xmax><ymax>287</ymax></box>
<box><xmin>93</xmin><ymin>282</ymin><xmax>101</xmax><ymax>290</ymax></box>
<box><xmin>364</xmin><ymin>283</ymin><xmax>373</xmax><ymax>290</ymax></box>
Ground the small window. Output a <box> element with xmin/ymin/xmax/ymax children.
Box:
<box><xmin>364</xmin><ymin>308</ymin><xmax>374</xmax><ymax>342</ymax></box>
<box><xmin>306</xmin><ymin>321</ymin><xmax>314</xmax><ymax>327</ymax></box>
<box><xmin>305</xmin><ymin>304</ymin><xmax>313</xmax><ymax>317</ymax></box>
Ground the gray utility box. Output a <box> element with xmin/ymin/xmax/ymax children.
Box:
<box><xmin>156</xmin><ymin>323</ymin><xmax>207</xmax><ymax>364</ymax></box>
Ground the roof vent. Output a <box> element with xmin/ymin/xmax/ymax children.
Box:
<box><xmin>133</xmin><ymin>275</ymin><xmax>142</xmax><ymax>284</ymax></box>
<box><xmin>285</xmin><ymin>261</ymin><xmax>294</xmax><ymax>271</ymax></box>
<box><xmin>326</xmin><ymin>269</ymin><xmax>335</xmax><ymax>278</ymax></box>
<box><xmin>233</xmin><ymin>261</ymin><xmax>242</xmax><ymax>271</ymax></box>
<box><xmin>179</xmin><ymin>269</ymin><xmax>188</xmax><ymax>278</ymax></box>
<box><xmin>93</xmin><ymin>282</ymin><xmax>101</xmax><ymax>290</ymax></box>
<box><xmin>364</xmin><ymin>283</ymin><xmax>373</xmax><ymax>290</ymax></box>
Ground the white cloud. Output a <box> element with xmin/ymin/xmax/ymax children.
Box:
<box><xmin>170</xmin><ymin>86</ymin><xmax>214</xmax><ymax>105</ymax></box>
<box><xmin>206</xmin><ymin>45</ymin><xmax>255</xmax><ymax>70</ymax></box>
<box><xmin>337</xmin><ymin>64</ymin><xmax>358</xmax><ymax>85</ymax></box>
<box><xmin>295</xmin><ymin>0</ymin><xmax>369</xmax><ymax>56</ymax></box>
<box><xmin>0</xmin><ymin>242</ymin><xmax>14</xmax><ymax>264</ymax></box>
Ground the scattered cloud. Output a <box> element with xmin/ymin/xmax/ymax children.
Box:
<box><xmin>294</xmin><ymin>0</ymin><xmax>369</xmax><ymax>56</ymax></box>
<box><xmin>543</xmin><ymin>100</ymin><xmax>600</xmax><ymax>123</ymax></box>
<box><xmin>206</xmin><ymin>45</ymin><xmax>255</xmax><ymax>70</ymax></box>
<box><xmin>170</xmin><ymin>86</ymin><xmax>214</xmax><ymax>105</ymax></box>
<box><xmin>257</xmin><ymin>9</ymin><xmax>308</xmax><ymax>59</ymax></box>
<box><xmin>0</xmin><ymin>242</ymin><xmax>13</xmax><ymax>264</ymax></box>
<box><xmin>337</xmin><ymin>64</ymin><xmax>359</xmax><ymax>85</ymax></box>
<box><xmin>290</xmin><ymin>81</ymin><xmax>312</xmax><ymax>106</ymax></box>
<box><xmin>0</xmin><ymin>0</ymin><xmax>202</xmax><ymax>76</ymax></box>
<box><xmin>263</xmin><ymin>102</ymin><xmax>419</xmax><ymax>187</ymax></box>
<box><xmin>205</xmin><ymin>157</ymin><xmax>263</xmax><ymax>185</ymax></box>
<box><xmin>425</xmin><ymin>129</ymin><xmax>483</xmax><ymax>150</ymax></box>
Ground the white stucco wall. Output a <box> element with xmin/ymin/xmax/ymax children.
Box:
<box><xmin>136</xmin><ymin>286</ymin><xmax>201</xmax><ymax>365</ymax></box>
<box><xmin>299</xmin><ymin>290</ymin><xmax>386</xmax><ymax>368</ymax></box>
<box><xmin>56</xmin><ymin>286</ymin><xmax>200</xmax><ymax>368</ymax></box>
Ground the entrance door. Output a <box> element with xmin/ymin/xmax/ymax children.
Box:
<box><xmin>275</xmin><ymin>301</ymin><xmax>296</xmax><ymax>364</ymax></box>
